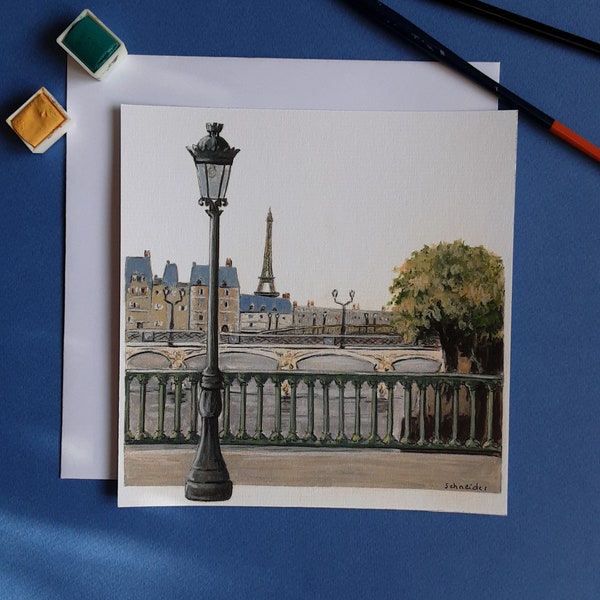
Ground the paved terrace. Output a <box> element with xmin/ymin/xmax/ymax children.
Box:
<box><xmin>124</xmin><ymin>445</ymin><xmax>501</xmax><ymax>493</ymax></box>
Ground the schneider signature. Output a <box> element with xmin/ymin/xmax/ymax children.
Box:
<box><xmin>444</xmin><ymin>482</ymin><xmax>488</xmax><ymax>492</ymax></box>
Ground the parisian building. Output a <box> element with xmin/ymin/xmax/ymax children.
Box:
<box><xmin>124</xmin><ymin>252</ymin><xmax>240</xmax><ymax>333</ymax></box>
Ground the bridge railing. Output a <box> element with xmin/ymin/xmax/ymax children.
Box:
<box><xmin>127</xmin><ymin>329</ymin><xmax>206</xmax><ymax>344</ymax></box>
<box><xmin>124</xmin><ymin>370</ymin><xmax>502</xmax><ymax>454</ymax></box>
<box><xmin>220</xmin><ymin>332</ymin><xmax>410</xmax><ymax>346</ymax></box>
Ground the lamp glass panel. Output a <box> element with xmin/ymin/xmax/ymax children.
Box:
<box><xmin>207</xmin><ymin>163</ymin><xmax>226</xmax><ymax>199</ymax></box>
<box><xmin>196</xmin><ymin>164</ymin><xmax>209</xmax><ymax>199</ymax></box>
<box><xmin>220</xmin><ymin>165</ymin><xmax>231</xmax><ymax>199</ymax></box>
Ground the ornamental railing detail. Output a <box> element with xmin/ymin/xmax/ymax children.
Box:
<box><xmin>124</xmin><ymin>370</ymin><xmax>502</xmax><ymax>454</ymax></box>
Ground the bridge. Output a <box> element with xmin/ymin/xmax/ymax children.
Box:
<box><xmin>125</xmin><ymin>339</ymin><xmax>444</xmax><ymax>373</ymax></box>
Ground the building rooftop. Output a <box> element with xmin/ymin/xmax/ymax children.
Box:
<box><xmin>124</xmin><ymin>255</ymin><xmax>153</xmax><ymax>287</ymax></box>
<box><xmin>190</xmin><ymin>263</ymin><xmax>240</xmax><ymax>288</ymax></box>
<box><xmin>162</xmin><ymin>261</ymin><xmax>179</xmax><ymax>287</ymax></box>
<box><xmin>240</xmin><ymin>294</ymin><xmax>292</xmax><ymax>313</ymax></box>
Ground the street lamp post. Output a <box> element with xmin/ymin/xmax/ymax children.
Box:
<box><xmin>185</xmin><ymin>123</ymin><xmax>240</xmax><ymax>502</ymax></box>
<box><xmin>332</xmin><ymin>289</ymin><xmax>355</xmax><ymax>349</ymax></box>
<box><xmin>162</xmin><ymin>287</ymin><xmax>185</xmax><ymax>346</ymax></box>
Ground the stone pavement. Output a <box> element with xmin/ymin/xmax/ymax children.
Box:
<box><xmin>124</xmin><ymin>445</ymin><xmax>501</xmax><ymax>493</ymax></box>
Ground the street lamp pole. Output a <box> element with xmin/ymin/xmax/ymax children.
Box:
<box><xmin>185</xmin><ymin>123</ymin><xmax>240</xmax><ymax>502</ymax></box>
<box><xmin>162</xmin><ymin>287</ymin><xmax>185</xmax><ymax>346</ymax></box>
<box><xmin>332</xmin><ymin>289</ymin><xmax>355</xmax><ymax>349</ymax></box>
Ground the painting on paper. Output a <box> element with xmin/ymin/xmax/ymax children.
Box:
<box><xmin>118</xmin><ymin>105</ymin><xmax>517</xmax><ymax>513</ymax></box>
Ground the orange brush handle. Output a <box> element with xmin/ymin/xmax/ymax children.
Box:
<box><xmin>550</xmin><ymin>120</ymin><xmax>600</xmax><ymax>162</ymax></box>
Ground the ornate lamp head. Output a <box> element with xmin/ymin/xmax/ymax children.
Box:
<box><xmin>187</xmin><ymin>123</ymin><xmax>240</xmax><ymax>204</ymax></box>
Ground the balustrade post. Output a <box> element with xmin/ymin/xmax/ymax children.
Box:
<box><xmin>432</xmin><ymin>382</ymin><xmax>443</xmax><ymax>446</ymax></box>
<box><xmin>135</xmin><ymin>374</ymin><xmax>150</xmax><ymax>440</ymax></box>
<box><xmin>171</xmin><ymin>374</ymin><xmax>185</xmax><ymax>442</ymax></box>
<box><xmin>237</xmin><ymin>375</ymin><xmax>250</xmax><ymax>440</ymax></box>
<box><xmin>400</xmin><ymin>379</ymin><xmax>413</xmax><ymax>445</ymax></box>
<box><xmin>335</xmin><ymin>377</ymin><xmax>347</xmax><ymax>444</ymax></box>
<box><xmin>351</xmin><ymin>378</ymin><xmax>362</xmax><ymax>443</ymax></box>
<box><xmin>221</xmin><ymin>374</ymin><xmax>233</xmax><ymax>441</ymax></box>
<box><xmin>303</xmin><ymin>378</ymin><xmax>317</xmax><ymax>442</ymax></box>
<box><xmin>319</xmin><ymin>377</ymin><xmax>333</xmax><ymax>443</ymax></box>
<box><xmin>383</xmin><ymin>380</ymin><xmax>396</xmax><ymax>445</ymax></box>
<box><xmin>154</xmin><ymin>374</ymin><xmax>167</xmax><ymax>440</ymax></box>
<box><xmin>287</xmin><ymin>378</ymin><xmax>299</xmax><ymax>442</ymax></box>
<box><xmin>253</xmin><ymin>375</ymin><xmax>267</xmax><ymax>441</ymax></box>
<box><xmin>417</xmin><ymin>382</ymin><xmax>428</xmax><ymax>446</ymax></box>
<box><xmin>483</xmin><ymin>382</ymin><xmax>501</xmax><ymax>450</ymax></box>
<box><xmin>465</xmin><ymin>382</ymin><xmax>481</xmax><ymax>448</ymax></box>
<box><xmin>367</xmin><ymin>378</ymin><xmax>381</xmax><ymax>444</ymax></box>
<box><xmin>449</xmin><ymin>382</ymin><xmax>461</xmax><ymax>447</ymax></box>
<box><xmin>270</xmin><ymin>376</ymin><xmax>284</xmax><ymax>441</ymax></box>
<box><xmin>186</xmin><ymin>374</ymin><xmax>199</xmax><ymax>443</ymax></box>
<box><xmin>124</xmin><ymin>373</ymin><xmax>133</xmax><ymax>441</ymax></box>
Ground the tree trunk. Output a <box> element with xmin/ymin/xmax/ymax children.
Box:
<box><xmin>438</xmin><ymin>327</ymin><xmax>459</xmax><ymax>372</ymax></box>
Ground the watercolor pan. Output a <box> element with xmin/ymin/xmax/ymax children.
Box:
<box><xmin>6</xmin><ymin>88</ymin><xmax>73</xmax><ymax>153</ymax></box>
<box><xmin>57</xmin><ymin>9</ymin><xmax>127</xmax><ymax>80</ymax></box>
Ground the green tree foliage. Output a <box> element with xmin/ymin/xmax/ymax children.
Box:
<box><xmin>389</xmin><ymin>240</ymin><xmax>504</xmax><ymax>373</ymax></box>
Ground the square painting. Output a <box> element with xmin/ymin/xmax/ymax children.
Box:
<box><xmin>119</xmin><ymin>104</ymin><xmax>517</xmax><ymax>513</ymax></box>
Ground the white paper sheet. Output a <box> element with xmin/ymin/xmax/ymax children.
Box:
<box><xmin>62</xmin><ymin>55</ymin><xmax>500</xmax><ymax>480</ymax></box>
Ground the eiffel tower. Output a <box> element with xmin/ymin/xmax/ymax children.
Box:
<box><xmin>254</xmin><ymin>208</ymin><xmax>279</xmax><ymax>297</ymax></box>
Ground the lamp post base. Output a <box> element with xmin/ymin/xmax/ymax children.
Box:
<box><xmin>185</xmin><ymin>478</ymin><xmax>232</xmax><ymax>502</ymax></box>
<box><xmin>185</xmin><ymin>389</ymin><xmax>232</xmax><ymax>502</ymax></box>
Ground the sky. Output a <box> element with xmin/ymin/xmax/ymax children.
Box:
<box><xmin>121</xmin><ymin>105</ymin><xmax>517</xmax><ymax>310</ymax></box>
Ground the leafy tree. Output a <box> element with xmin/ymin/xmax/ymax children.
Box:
<box><xmin>389</xmin><ymin>240</ymin><xmax>504</xmax><ymax>373</ymax></box>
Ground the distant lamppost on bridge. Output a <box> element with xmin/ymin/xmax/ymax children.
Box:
<box><xmin>185</xmin><ymin>123</ymin><xmax>240</xmax><ymax>502</ymax></box>
<box><xmin>162</xmin><ymin>286</ymin><xmax>185</xmax><ymax>346</ymax></box>
<box><xmin>332</xmin><ymin>289</ymin><xmax>355</xmax><ymax>349</ymax></box>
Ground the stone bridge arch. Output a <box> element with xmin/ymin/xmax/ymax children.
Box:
<box><xmin>126</xmin><ymin>344</ymin><xmax>444</xmax><ymax>373</ymax></box>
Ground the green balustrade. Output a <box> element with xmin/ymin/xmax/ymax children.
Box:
<box><xmin>124</xmin><ymin>370</ymin><xmax>502</xmax><ymax>455</ymax></box>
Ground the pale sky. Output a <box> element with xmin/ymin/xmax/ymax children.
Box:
<box><xmin>121</xmin><ymin>105</ymin><xmax>516</xmax><ymax>310</ymax></box>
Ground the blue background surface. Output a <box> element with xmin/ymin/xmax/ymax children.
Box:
<box><xmin>1</xmin><ymin>1</ymin><xmax>598</xmax><ymax>597</ymax></box>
